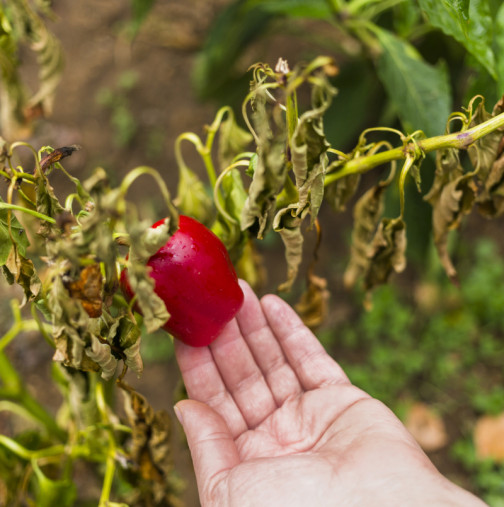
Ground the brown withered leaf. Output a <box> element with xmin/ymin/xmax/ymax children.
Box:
<box><xmin>343</xmin><ymin>184</ymin><xmax>387</xmax><ymax>289</ymax></box>
<box><xmin>476</xmin><ymin>155</ymin><xmax>504</xmax><ymax>217</ymax></box>
<box><xmin>121</xmin><ymin>386</ymin><xmax>184</xmax><ymax>506</ymax></box>
<box><xmin>273</xmin><ymin>205</ymin><xmax>306</xmax><ymax>292</ymax></box>
<box><xmin>295</xmin><ymin>272</ymin><xmax>329</xmax><ymax>330</ymax></box>
<box><xmin>363</xmin><ymin>217</ymin><xmax>407</xmax><ymax>292</ymax></box>
<box><xmin>2</xmin><ymin>247</ymin><xmax>41</xmax><ymax>303</ymax></box>
<box><xmin>85</xmin><ymin>335</ymin><xmax>118</xmax><ymax>381</ymax></box>
<box><xmin>474</xmin><ymin>412</ymin><xmax>504</xmax><ymax>461</ymax></box>
<box><xmin>431</xmin><ymin>174</ymin><xmax>476</xmax><ymax>281</ymax></box>
<box><xmin>39</xmin><ymin>145</ymin><xmax>81</xmax><ymax>173</ymax></box>
<box><xmin>64</xmin><ymin>263</ymin><xmax>103</xmax><ymax>318</ymax></box>
<box><xmin>424</xmin><ymin>147</ymin><xmax>464</xmax><ymax>206</ymax></box>
<box><xmin>468</xmin><ymin>96</ymin><xmax>504</xmax><ymax>182</ymax></box>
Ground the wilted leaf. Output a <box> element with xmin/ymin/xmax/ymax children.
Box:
<box><xmin>117</xmin><ymin>317</ymin><xmax>143</xmax><ymax>376</ymax></box>
<box><xmin>477</xmin><ymin>156</ymin><xmax>504</xmax><ymax>217</ymax></box>
<box><xmin>363</xmin><ymin>217</ymin><xmax>407</xmax><ymax>292</ymax></box>
<box><xmin>474</xmin><ymin>412</ymin><xmax>504</xmax><ymax>461</ymax></box>
<box><xmin>375</xmin><ymin>27</ymin><xmax>451</xmax><ymax>137</ymax></box>
<box><xmin>35</xmin><ymin>170</ymin><xmax>65</xmax><ymax>237</ymax></box>
<box><xmin>468</xmin><ymin>96</ymin><xmax>504</xmax><ymax>182</ymax></box>
<box><xmin>0</xmin><ymin>197</ymin><xmax>30</xmax><ymax>264</ymax></box>
<box><xmin>64</xmin><ymin>263</ymin><xmax>103</xmax><ymax>318</ymax></box>
<box><xmin>241</xmin><ymin>87</ymin><xmax>287</xmax><ymax>238</ymax></box>
<box><xmin>430</xmin><ymin>173</ymin><xmax>476</xmax><ymax>281</ymax></box>
<box><xmin>2</xmin><ymin>248</ymin><xmax>41</xmax><ymax>302</ymax></box>
<box><xmin>218</xmin><ymin>110</ymin><xmax>253</xmax><ymax>171</ymax></box>
<box><xmin>290</xmin><ymin>74</ymin><xmax>334</xmax><ymax>224</ymax></box>
<box><xmin>121</xmin><ymin>386</ymin><xmax>183</xmax><ymax>505</ymax></box>
<box><xmin>175</xmin><ymin>165</ymin><xmax>214</xmax><ymax>226</ymax></box>
<box><xmin>273</xmin><ymin>206</ymin><xmax>306</xmax><ymax>292</ymax></box>
<box><xmin>9</xmin><ymin>1</ymin><xmax>64</xmax><ymax>116</ymax></box>
<box><xmin>295</xmin><ymin>272</ymin><xmax>329</xmax><ymax>329</ymax></box>
<box><xmin>85</xmin><ymin>335</ymin><xmax>118</xmax><ymax>381</ymax></box>
<box><xmin>343</xmin><ymin>184</ymin><xmax>387</xmax><ymax>289</ymax></box>
<box><xmin>324</xmin><ymin>173</ymin><xmax>361</xmax><ymax>212</ymax></box>
<box><xmin>424</xmin><ymin>147</ymin><xmax>464</xmax><ymax>205</ymax></box>
<box><xmin>234</xmin><ymin>239</ymin><xmax>267</xmax><ymax>291</ymax></box>
<box><xmin>404</xmin><ymin>402</ymin><xmax>448</xmax><ymax>452</ymax></box>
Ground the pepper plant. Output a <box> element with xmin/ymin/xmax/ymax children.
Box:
<box><xmin>2</xmin><ymin>1</ymin><xmax>504</xmax><ymax>505</ymax></box>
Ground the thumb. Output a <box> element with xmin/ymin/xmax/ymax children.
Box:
<box><xmin>174</xmin><ymin>399</ymin><xmax>240</xmax><ymax>492</ymax></box>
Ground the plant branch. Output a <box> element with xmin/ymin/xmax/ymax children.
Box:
<box><xmin>324</xmin><ymin>111</ymin><xmax>504</xmax><ymax>185</ymax></box>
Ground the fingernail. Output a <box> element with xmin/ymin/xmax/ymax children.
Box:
<box><xmin>174</xmin><ymin>404</ymin><xmax>184</xmax><ymax>426</ymax></box>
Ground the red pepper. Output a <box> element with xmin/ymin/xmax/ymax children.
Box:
<box><xmin>120</xmin><ymin>215</ymin><xmax>244</xmax><ymax>347</ymax></box>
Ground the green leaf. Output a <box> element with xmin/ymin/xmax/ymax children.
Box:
<box><xmin>375</xmin><ymin>27</ymin><xmax>451</xmax><ymax>137</ymax></box>
<box><xmin>192</xmin><ymin>0</ymin><xmax>271</xmax><ymax>99</ymax></box>
<box><xmin>418</xmin><ymin>0</ymin><xmax>496</xmax><ymax>78</ymax></box>
<box><xmin>175</xmin><ymin>165</ymin><xmax>214</xmax><ymax>226</ymax></box>
<box><xmin>247</xmin><ymin>0</ymin><xmax>332</xmax><ymax>18</ymax></box>
<box><xmin>494</xmin><ymin>4</ymin><xmax>504</xmax><ymax>95</ymax></box>
<box><xmin>212</xmin><ymin>168</ymin><xmax>249</xmax><ymax>261</ymax></box>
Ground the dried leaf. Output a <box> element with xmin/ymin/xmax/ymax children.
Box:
<box><xmin>0</xmin><ymin>196</ymin><xmax>30</xmax><ymax>264</ymax></box>
<box><xmin>64</xmin><ymin>263</ymin><xmax>103</xmax><ymax>318</ymax></box>
<box><xmin>121</xmin><ymin>386</ymin><xmax>183</xmax><ymax>505</ymax></box>
<box><xmin>273</xmin><ymin>206</ymin><xmax>307</xmax><ymax>292</ymax></box>
<box><xmin>295</xmin><ymin>273</ymin><xmax>329</xmax><ymax>329</ymax></box>
<box><xmin>474</xmin><ymin>412</ymin><xmax>504</xmax><ymax>461</ymax></box>
<box><xmin>404</xmin><ymin>402</ymin><xmax>448</xmax><ymax>452</ymax></box>
<box><xmin>241</xmin><ymin>87</ymin><xmax>287</xmax><ymax>238</ymax></box>
<box><xmin>290</xmin><ymin>74</ymin><xmax>334</xmax><ymax>224</ymax></box>
<box><xmin>343</xmin><ymin>184</ymin><xmax>387</xmax><ymax>289</ymax></box>
<box><xmin>2</xmin><ymin>247</ymin><xmax>41</xmax><ymax>302</ymax></box>
<box><xmin>468</xmin><ymin>96</ymin><xmax>504</xmax><ymax>182</ymax></box>
<box><xmin>85</xmin><ymin>335</ymin><xmax>118</xmax><ymax>381</ymax></box>
<box><xmin>363</xmin><ymin>217</ymin><xmax>407</xmax><ymax>292</ymax></box>
<box><xmin>476</xmin><ymin>155</ymin><xmax>504</xmax><ymax>217</ymax></box>
<box><xmin>431</xmin><ymin>174</ymin><xmax>476</xmax><ymax>281</ymax></box>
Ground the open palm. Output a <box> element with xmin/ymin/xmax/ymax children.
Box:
<box><xmin>175</xmin><ymin>281</ymin><xmax>485</xmax><ymax>507</ymax></box>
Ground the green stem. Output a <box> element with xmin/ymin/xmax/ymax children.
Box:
<box><xmin>324</xmin><ymin>111</ymin><xmax>504</xmax><ymax>185</ymax></box>
<box><xmin>0</xmin><ymin>352</ymin><xmax>66</xmax><ymax>441</ymax></box>
<box><xmin>0</xmin><ymin>202</ymin><xmax>56</xmax><ymax>223</ymax></box>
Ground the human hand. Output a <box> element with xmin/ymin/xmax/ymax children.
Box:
<box><xmin>174</xmin><ymin>281</ymin><xmax>485</xmax><ymax>507</ymax></box>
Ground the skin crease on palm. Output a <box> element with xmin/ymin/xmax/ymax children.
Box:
<box><xmin>174</xmin><ymin>281</ymin><xmax>487</xmax><ymax>507</ymax></box>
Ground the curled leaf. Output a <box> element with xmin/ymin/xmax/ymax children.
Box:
<box><xmin>295</xmin><ymin>272</ymin><xmax>329</xmax><ymax>330</ymax></box>
<box><xmin>85</xmin><ymin>335</ymin><xmax>118</xmax><ymax>381</ymax></box>
<box><xmin>273</xmin><ymin>206</ymin><xmax>307</xmax><ymax>292</ymax></box>
<box><xmin>218</xmin><ymin>109</ymin><xmax>253</xmax><ymax>171</ymax></box>
<box><xmin>343</xmin><ymin>184</ymin><xmax>387</xmax><ymax>289</ymax></box>
<box><xmin>64</xmin><ymin>263</ymin><xmax>103</xmax><ymax>318</ymax></box>
<box><xmin>468</xmin><ymin>96</ymin><xmax>504</xmax><ymax>182</ymax></box>
<box><xmin>431</xmin><ymin>174</ymin><xmax>476</xmax><ymax>281</ymax></box>
<box><xmin>363</xmin><ymin>217</ymin><xmax>407</xmax><ymax>292</ymax></box>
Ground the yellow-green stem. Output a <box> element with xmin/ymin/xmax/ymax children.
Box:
<box><xmin>324</xmin><ymin>111</ymin><xmax>504</xmax><ymax>185</ymax></box>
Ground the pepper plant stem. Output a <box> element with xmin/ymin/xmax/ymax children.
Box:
<box><xmin>324</xmin><ymin>111</ymin><xmax>504</xmax><ymax>185</ymax></box>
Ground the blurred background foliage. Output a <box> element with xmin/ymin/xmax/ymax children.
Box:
<box><xmin>1</xmin><ymin>0</ymin><xmax>504</xmax><ymax>505</ymax></box>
